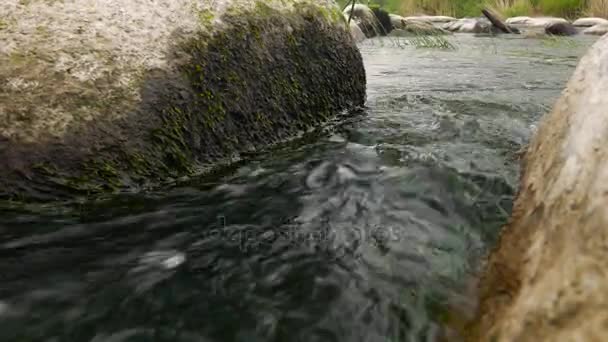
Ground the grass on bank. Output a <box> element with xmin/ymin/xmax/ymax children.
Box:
<box><xmin>338</xmin><ymin>0</ymin><xmax>608</xmax><ymax>19</ymax></box>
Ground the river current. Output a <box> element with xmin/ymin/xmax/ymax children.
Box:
<box><xmin>0</xmin><ymin>34</ymin><xmax>596</xmax><ymax>341</ymax></box>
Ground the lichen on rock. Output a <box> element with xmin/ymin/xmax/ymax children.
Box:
<box><xmin>0</xmin><ymin>0</ymin><xmax>366</xmax><ymax>201</ymax></box>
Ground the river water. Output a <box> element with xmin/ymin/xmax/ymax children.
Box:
<box><xmin>0</xmin><ymin>34</ymin><xmax>596</xmax><ymax>342</ymax></box>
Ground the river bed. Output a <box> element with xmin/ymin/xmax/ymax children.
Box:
<box><xmin>0</xmin><ymin>33</ymin><xmax>597</xmax><ymax>341</ymax></box>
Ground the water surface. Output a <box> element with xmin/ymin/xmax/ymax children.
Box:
<box><xmin>0</xmin><ymin>34</ymin><xmax>596</xmax><ymax>342</ymax></box>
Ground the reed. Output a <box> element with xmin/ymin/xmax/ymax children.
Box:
<box><xmin>584</xmin><ymin>0</ymin><xmax>608</xmax><ymax>17</ymax></box>
<box><xmin>486</xmin><ymin>0</ymin><xmax>536</xmax><ymax>17</ymax></box>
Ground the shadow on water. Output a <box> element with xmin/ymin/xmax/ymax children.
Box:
<box><xmin>0</xmin><ymin>34</ymin><xmax>596</xmax><ymax>341</ymax></box>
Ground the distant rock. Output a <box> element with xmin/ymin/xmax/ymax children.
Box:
<box><xmin>389</xmin><ymin>13</ymin><xmax>406</xmax><ymax>29</ymax></box>
<box><xmin>343</xmin><ymin>4</ymin><xmax>376</xmax><ymax>37</ymax></box>
<box><xmin>370</xmin><ymin>7</ymin><xmax>393</xmax><ymax>35</ymax></box>
<box><xmin>545</xmin><ymin>21</ymin><xmax>578</xmax><ymax>36</ymax></box>
<box><xmin>388</xmin><ymin>20</ymin><xmax>449</xmax><ymax>36</ymax></box>
<box><xmin>403</xmin><ymin>15</ymin><xmax>456</xmax><ymax>23</ymax></box>
<box><xmin>573</xmin><ymin>17</ymin><xmax>608</xmax><ymax>27</ymax></box>
<box><xmin>442</xmin><ymin>18</ymin><xmax>489</xmax><ymax>33</ymax></box>
<box><xmin>343</xmin><ymin>4</ymin><xmax>392</xmax><ymax>37</ymax></box>
<box><xmin>583</xmin><ymin>23</ymin><xmax>608</xmax><ymax>35</ymax></box>
<box><xmin>506</xmin><ymin>16</ymin><xmax>569</xmax><ymax>27</ymax></box>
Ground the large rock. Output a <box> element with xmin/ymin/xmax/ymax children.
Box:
<box><xmin>0</xmin><ymin>0</ymin><xmax>366</xmax><ymax>201</ymax></box>
<box><xmin>583</xmin><ymin>23</ymin><xmax>608</xmax><ymax>35</ymax></box>
<box><xmin>506</xmin><ymin>16</ymin><xmax>569</xmax><ymax>27</ymax></box>
<box><xmin>545</xmin><ymin>21</ymin><xmax>578</xmax><ymax>35</ymax></box>
<box><xmin>573</xmin><ymin>17</ymin><xmax>608</xmax><ymax>27</ymax></box>
<box><xmin>472</xmin><ymin>34</ymin><xmax>608</xmax><ymax>341</ymax></box>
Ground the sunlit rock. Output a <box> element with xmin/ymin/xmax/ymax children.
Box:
<box><xmin>442</xmin><ymin>18</ymin><xmax>489</xmax><ymax>33</ymax></box>
<box><xmin>403</xmin><ymin>15</ymin><xmax>456</xmax><ymax>23</ymax></box>
<box><xmin>573</xmin><ymin>17</ymin><xmax>608</xmax><ymax>27</ymax></box>
<box><xmin>0</xmin><ymin>0</ymin><xmax>366</xmax><ymax>201</ymax></box>
<box><xmin>506</xmin><ymin>16</ymin><xmax>569</xmax><ymax>27</ymax></box>
<box><xmin>473</xmin><ymin>33</ymin><xmax>608</xmax><ymax>342</ymax></box>
<box><xmin>583</xmin><ymin>23</ymin><xmax>608</xmax><ymax>35</ymax></box>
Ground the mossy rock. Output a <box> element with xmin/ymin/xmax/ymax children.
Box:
<box><xmin>0</xmin><ymin>0</ymin><xmax>366</xmax><ymax>202</ymax></box>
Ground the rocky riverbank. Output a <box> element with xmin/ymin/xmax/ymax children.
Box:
<box><xmin>344</xmin><ymin>3</ymin><xmax>608</xmax><ymax>39</ymax></box>
<box><xmin>0</xmin><ymin>0</ymin><xmax>366</xmax><ymax>202</ymax></box>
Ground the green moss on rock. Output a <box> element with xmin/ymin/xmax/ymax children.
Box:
<box><xmin>0</xmin><ymin>1</ymin><xmax>365</xmax><ymax>202</ymax></box>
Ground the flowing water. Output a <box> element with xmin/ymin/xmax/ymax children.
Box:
<box><xmin>0</xmin><ymin>34</ymin><xmax>597</xmax><ymax>342</ymax></box>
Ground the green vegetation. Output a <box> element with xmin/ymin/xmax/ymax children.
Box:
<box><xmin>337</xmin><ymin>0</ymin><xmax>608</xmax><ymax>18</ymax></box>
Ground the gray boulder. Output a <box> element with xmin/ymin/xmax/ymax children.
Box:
<box><xmin>0</xmin><ymin>0</ymin><xmax>366</xmax><ymax>201</ymax></box>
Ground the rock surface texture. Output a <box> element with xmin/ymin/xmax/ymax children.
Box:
<box><xmin>506</xmin><ymin>16</ymin><xmax>569</xmax><ymax>27</ymax></box>
<box><xmin>0</xmin><ymin>0</ymin><xmax>366</xmax><ymax>201</ymax></box>
<box><xmin>583</xmin><ymin>23</ymin><xmax>608</xmax><ymax>35</ymax></box>
<box><xmin>573</xmin><ymin>17</ymin><xmax>608</xmax><ymax>27</ymax></box>
<box><xmin>471</xmin><ymin>34</ymin><xmax>608</xmax><ymax>342</ymax></box>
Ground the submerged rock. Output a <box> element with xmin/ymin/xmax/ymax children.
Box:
<box><xmin>545</xmin><ymin>21</ymin><xmax>578</xmax><ymax>35</ymax></box>
<box><xmin>583</xmin><ymin>23</ymin><xmax>608</xmax><ymax>35</ymax></box>
<box><xmin>0</xmin><ymin>0</ymin><xmax>366</xmax><ymax>201</ymax></box>
<box><xmin>473</xmin><ymin>34</ymin><xmax>608</xmax><ymax>342</ymax></box>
